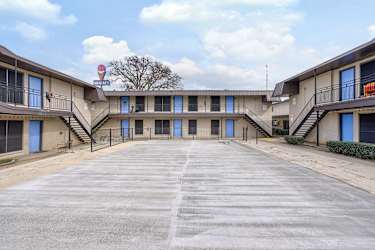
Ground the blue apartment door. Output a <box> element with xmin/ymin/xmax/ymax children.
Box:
<box><xmin>340</xmin><ymin>68</ymin><xmax>355</xmax><ymax>101</ymax></box>
<box><xmin>226</xmin><ymin>96</ymin><xmax>234</xmax><ymax>113</ymax></box>
<box><xmin>29</xmin><ymin>120</ymin><xmax>41</xmax><ymax>153</ymax></box>
<box><xmin>226</xmin><ymin>119</ymin><xmax>234</xmax><ymax>138</ymax></box>
<box><xmin>121</xmin><ymin>119</ymin><xmax>129</xmax><ymax>138</ymax></box>
<box><xmin>29</xmin><ymin>76</ymin><xmax>42</xmax><ymax>108</ymax></box>
<box><xmin>174</xmin><ymin>96</ymin><xmax>183</xmax><ymax>113</ymax></box>
<box><xmin>173</xmin><ymin>119</ymin><xmax>182</xmax><ymax>137</ymax></box>
<box><xmin>340</xmin><ymin>113</ymin><xmax>353</xmax><ymax>142</ymax></box>
<box><xmin>121</xmin><ymin>96</ymin><xmax>129</xmax><ymax>113</ymax></box>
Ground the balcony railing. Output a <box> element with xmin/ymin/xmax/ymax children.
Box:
<box><xmin>316</xmin><ymin>74</ymin><xmax>375</xmax><ymax>106</ymax></box>
<box><xmin>154</xmin><ymin>104</ymin><xmax>171</xmax><ymax>112</ymax></box>
<box><xmin>155</xmin><ymin>127</ymin><xmax>170</xmax><ymax>135</ymax></box>
<box><xmin>289</xmin><ymin>73</ymin><xmax>375</xmax><ymax>136</ymax></box>
<box><xmin>245</xmin><ymin>108</ymin><xmax>273</xmax><ymax>136</ymax></box>
<box><xmin>289</xmin><ymin>95</ymin><xmax>315</xmax><ymax>136</ymax></box>
<box><xmin>0</xmin><ymin>83</ymin><xmax>71</xmax><ymax>111</ymax></box>
<box><xmin>211</xmin><ymin>104</ymin><xmax>221</xmax><ymax>112</ymax></box>
<box><xmin>188</xmin><ymin>104</ymin><xmax>198</xmax><ymax>111</ymax></box>
<box><xmin>135</xmin><ymin>104</ymin><xmax>145</xmax><ymax>112</ymax></box>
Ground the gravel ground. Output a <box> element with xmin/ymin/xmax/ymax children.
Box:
<box><xmin>0</xmin><ymin>140</ymin><xmax>375</xmax><ymax>250</ymax></box>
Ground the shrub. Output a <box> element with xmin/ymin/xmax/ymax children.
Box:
<box><xmin>273</xmin><ymin>128</ymin><xmax>289</xmax><ymax>136</ymax></box>
<box><xmin>326</xmin><ymin>141</ymin><xmax>375</xmax><ymax>160</ymax></box>
<box><xmin>284</xmin><ymin>136</ymin><xmax>304</xmax><ymax>145</ymax></box>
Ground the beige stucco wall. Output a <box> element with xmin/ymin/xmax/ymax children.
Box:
<box><xmin>0</xmin><ymin>115</ymin><xmax>81</xmax><ymax>159</ymax></box>
<box><xmin>305</xmin><ymin>108</ymin><xmax>375</xmax><ymax>144</ymax></box>
<box><xmin>90</xmin><ymin>101</ymin><xmax>109</xmax><ymax>122</ymax></box>
<box><xmin>72</xmin><ymin>85</ymin><xmax>92</xmax><ymax>126</ymax></box>
<box><xmin>41</xmin><ymin>116</ymin><xmax>81</xmax><ymax>150</ymax></box>
<box><xmin>272</xmin><ymin>101</ymin><xmax>289</xmax><ymax>117</ymax></box>
<box><xmin>305</xmin><ymin>112</ymin><xmax>339</xmax><ymax>144</ymax></box>
<box><xmin>96</xmin><ymin>117</ymin><xmax>260</xmax><ymax>140</ymax></box>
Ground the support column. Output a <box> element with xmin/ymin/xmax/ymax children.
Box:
<box><xmin>316</xmin><ymin>110</ymin><xmax>320</xmax><ymax>146</ymax></box>
<box><xmin>68</xmin><ymin>116</ymin><xmax>71</xmax><ymax>149</ymax></box>
<box><xmin>14</xmin><ymin>59</ymin><xmax>17</xmax><ymax>105</ymax></box>
<box><xmin>314</xmin><ymin>69</ymin><xmax>320</xmax><ymax>146</ymax></box>
<box><xmin>70</xmin><ymin>81</ymin><xmax>73</xmax><ymax>112</ymax></box>
<box><xmin>330</xmin><ymin>70</ymin><xmax>334</xmax><ymax>102</ymax></box>
<box><xmin>314</xmin><ymin>69</ymin><xmax>317</xmax><ymax>105</ymax></box>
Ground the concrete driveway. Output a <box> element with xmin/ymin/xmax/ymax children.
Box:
<box><xmin>1</xmin><ymin>140</ymin><xmax>375</xmax><ymax>250</ymax></box>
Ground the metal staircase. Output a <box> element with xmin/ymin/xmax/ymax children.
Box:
<box><xmin>290</xmin><ymin>95</ymin><xmax>329</xmax><ymax>138</ymax></box>
<box><xmin>243</xmin><ymin>109</ymin><xmax>272</xmax><ymax>137</ymax></box>
<box><xmin>61</xmin><ymin>103</ymin><xmax>93</xmax><ymax>143</ymax></box>
<box><xmin>91</xmin><ymin>106</ymin><xmax>110</xmax><ymax>133</ymax></box>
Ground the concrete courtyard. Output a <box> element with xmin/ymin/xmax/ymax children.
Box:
<box><xmin>1</xmin><ymin>140</ymin><xmax>375</xmax><ymax>249</ymax></box>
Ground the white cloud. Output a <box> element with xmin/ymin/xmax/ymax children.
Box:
<box><xmin>140</xmin><ymin>0</ymin><xmax>297</xmax><ymax>23</ymax></box>
<box><xmin>15</xmin><ymin>22</ymin><xmax>47</xmax><ymax>41</ymax></box>
<box><xmin>138</xmin><ymin>0</ymin><xmax>328</xmax><ymax>90</ymax></box>
<box><xmin>0</xmin><ymin>0</ymin><xmax>77</xmax><ymax>25</ymax></box>
<box><xmin>166</xmin><ymin>57</ymin><xmax>266</xmax><ymax>89</ymax></box>
<box><xmin>369</xmin><ymin>25</ymin><xmax>375</xmax><ymax>37</ymax></box>
<box><xmin>141</xmin><ymin>2</ymin><xmax>195</xmax><ymax>22</ymax></box>
<box><xmin>82</xmin><ymin>36</ymin><xmax>133</xmax><ymax>65</ymax></box>
<box><xmin>205</xmin><ymin>0</ymin><xmax>297</xmax><ymax>6</ymax></box>
<box><xmin>210</xmin><ymin>64</ymin><xmax>259</xmax><ymax>84</ymax></box>
<box><xmin>141</xmin><ymin>0</ymin><xmax>303</xmax><ymax>64</ymax></box>
<box><xmin>203</xmin><ymin>25</ymin><xmax>295</xmax><ymax>61</ymax></box>
<box><xmin>168</xmin><ymin>58</ymin><xmax>204</xmax><ymax>78</ymax></box>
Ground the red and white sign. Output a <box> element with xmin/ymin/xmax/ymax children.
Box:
<box><xmin>94</xmin><ymin>64</ymin><xmax>111</xmax><ymax>87</ymax></box>
<box><xmin>97</xmin><ymin>64</ymin><xmax>106</xmax><ymax>81</ymax></box>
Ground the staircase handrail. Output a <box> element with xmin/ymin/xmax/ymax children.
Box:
<box><xmin>92</xmin><ymin>105</ymin><xmax>110</xmax><ymax>128</ymax></box>
<box><xmin>289</xmin><ymin>94</ymin><xmax>315</xmax><ymax>135</ymax></box>
<box><xmin>244</xmin><ymin>108</ymin><xmax>272</xmax><ymax>136</ymax></box>
<box><xmin>71</xmin><ymin>102</ymin><xmax>91</xmax><ymax>134</ymax></box>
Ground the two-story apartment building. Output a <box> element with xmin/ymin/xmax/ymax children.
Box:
<box><xmin>273</xmin><ymin>39</ymin><xmax>375</xmax><ymax>145</ymax></box>
<box><xmin>0</xmin><ymin>45</ymin><xmax>101</xmax><ymax>159</ymax></box>
<box><xmin>0</xmin><ymin>44</ymin><xmax>274</xmax><ymax>158</ymax></box>
<box><xmin>91</xmin><ymin>90</ymin><xmax>273</xmax><ymax>140</ymax></box>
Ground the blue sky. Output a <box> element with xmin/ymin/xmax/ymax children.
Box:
<box><xmin>0</xmin><ymin>0</ymin><xmax>375</xmax><ymax>90</ymax></box>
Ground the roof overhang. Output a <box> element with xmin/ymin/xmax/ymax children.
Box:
<box><xmin>104</xmin><ymin>90</ymin><xmax>275</xmax><ymax>101</ymax></box>
<box><xmin>0</xmin><ymin>45</ymin><xmax>95</xmax><ymax>90</ymax></box>
<box><xmin>273</xmin><ymin>39</ymin><xmax>375</xmax><ymax>97</ymax></box>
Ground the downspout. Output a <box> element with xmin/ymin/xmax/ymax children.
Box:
<box><xmin>330</xmin><ymin>70</ymin><xmax>334</xmax><ymax>103</ymax></box>
<box><xmin>207</xmin><ymin>96</ymin><xmax>209</xmax><ymax>112</ymax></box>
<box><xmin>48</xmin><ymin>75</ymin><xmax>52</xmax><ymax>110</ymax></box>
<box><xmin>13</xmin><ymin>59</ymin><xmax>18</xmax><ymax>105</ymax></box>
<box><xmin>314</xmin><ymin>69</ymin><xmax>317</xmax><ymax>105</ymax></box>
<box><xmin>69</xmin><ymin>81</ymin><xmax>73</xmax><ymax>149</ymax></box>
<box><xmin>70</xmin><ymin>81</ymin><xmax>73</xmax><ymax>112</ymax></box>
<box><xmin>146</xmin><ymin>96</ymin><xmax>148</xmax><ymax>112</ymax></box>
<box><xmin>314</xmin><ymin>69</ymin><xmax>320</xmax><ymax>146</ymax></box>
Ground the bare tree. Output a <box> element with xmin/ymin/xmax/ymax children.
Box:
<box><xmin>108</xmin><ymin>56</ymin><xmax>183</xmax><ymax>90</ymax></box>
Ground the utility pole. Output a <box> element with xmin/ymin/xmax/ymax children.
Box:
<box><xmin>265</xmin><ymin>64</ymin><xmax>269</xmax><ymax>91</ymax></box>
